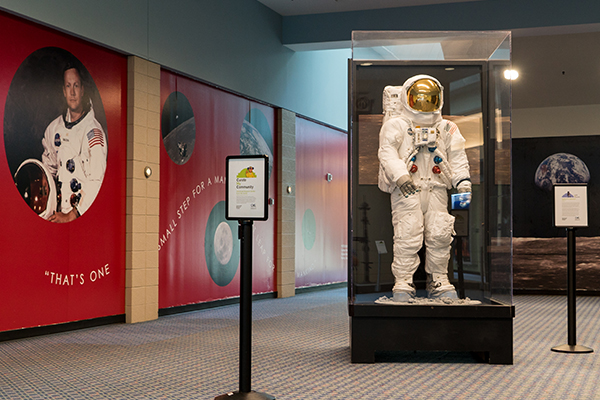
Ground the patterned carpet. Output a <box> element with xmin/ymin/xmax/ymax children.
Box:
<box><xmin>1</xmin><ymin>288</ymin><xmax>599</xmax><ymax>399</ymax></box>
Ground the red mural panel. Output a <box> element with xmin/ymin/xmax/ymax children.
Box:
<box><xmin>159</xmin><ymin>70</ymin><xmax>276</xmax><ymax>309</ymax></box>
<box><xmin>295</xmin><ymin>117</ymin><xmax>348</xmax><ymax>287</ymax></box>
<box><xmin>0</xmin><ymin>12</ymin><xmax>127</xmax><ymax>331</ymax></box>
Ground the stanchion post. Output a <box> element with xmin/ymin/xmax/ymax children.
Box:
<box><xmin>217</xmin><ymin>154</ymin><xmax>275</xmax><ymax>399</ymax></box>
<box><xmin>239</xmin><ymin>220</ymin><xmax>253</xmax><ymax>393</ymax></box>
<box><xmin>551</xmin><ymin>227</ymin><xmax>593</xmax><ymax>354</ymax></box>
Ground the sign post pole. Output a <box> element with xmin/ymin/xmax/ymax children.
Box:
<box><xmin>551</xmin><ymin>184</ymin><xmax>592</xmax><ymax>354</ymax></box>
<box><xmin>216</xmin><ymin>155</ymin><xmax>275</xmax><ymax>400</ymax></box>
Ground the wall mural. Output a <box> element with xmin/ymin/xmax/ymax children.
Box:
<box><xmin>295</xmin><ymin>117</ymin><xmax>348</xmax><ymax>288</ymax></box>
<box><xmin>0</xmin><ymin>11</ymin><xmax>127</xmax><ymax>332</ymax></box>
<box><xmin>513</xmin><ymin>136</ymin><xmax>600</xmax><ymax>291</ymax></box>
<box><xmin>159</xmin><ymin>70</ymin><xmax>276</xmax><ymax>309</ymax></box>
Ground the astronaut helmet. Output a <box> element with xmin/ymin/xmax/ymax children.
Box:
<box><xmin>14</xmin><ymin>158</ymin><xmax>57</xmax><ymax>220</ymax></box>
<box><xmin>400</xmin><ymin>74</ymin><xmax>444</xmax><ymax>126</ymax></box>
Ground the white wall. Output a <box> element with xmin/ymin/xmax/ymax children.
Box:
<box><xmin>511</xmin><ymin>30</ymin><xmax>600</xmax><ymax>138</ymax></box>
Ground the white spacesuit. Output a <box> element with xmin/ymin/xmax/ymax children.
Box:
<box><xmin>378</xmin><ymin>74</ymin><xmax>471</xmax><ymax>301</ymax></box>
<box><xmin>42</xmin><ymin>102</ymin><xmax>107</xmax><ymax>217</ymax></box>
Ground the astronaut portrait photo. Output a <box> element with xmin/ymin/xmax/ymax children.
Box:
<box><xmin>4</xmin><ymin>47</ymin><xmax>108</xmax><ymax>222</ymax></box>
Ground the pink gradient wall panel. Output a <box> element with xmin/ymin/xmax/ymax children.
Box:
<box><xmin>159</xmin><ymin>70</ymin><xmax>276</xmax><ymax>309</ymax></box>
<box><xmin>0</xmin><ymin>12</ymin><xmax>127</xmax><ymax>331</ymax></box>
<box><xmin>295</xmin><ymin>117</ymin><xmax>348</xmax><ymax>287</ymax></box>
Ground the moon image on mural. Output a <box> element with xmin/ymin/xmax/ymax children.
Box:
<box><xmin>534</xmin><ymin>153</ymin><xmax>590</xmax><ymax>191</ymax></box>
<box><xmin>214</xmin><ymin>222</ymin><xmax>234</xmax><ymax>265</ymax></box>
<box><xmin>161</xmin><ymin>91</ymin><xmax>195</xmax><ymax>165</ymax></box>
<box><xmin>240</xmin><ymin>109</ymin><xmax>273</xmax><ymax>179</ymax></box>
<box><xmin>205</xmin><ymin>201</ymin><xmax>240</xmax><ymax>286</ymax></box>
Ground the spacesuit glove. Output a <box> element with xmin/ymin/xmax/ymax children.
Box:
<box><xmin>457</xmin><ymin>180</ymin><xmax>472</xmax><ymax>193</ymax></box>
<box><xmin>396</xmin><ymin>175</ymin><xmax>419</xmax><ymax>198</ymax></box>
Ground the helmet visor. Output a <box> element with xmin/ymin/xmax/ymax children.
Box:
<box><xmin>407</xmin><ymin>78</ymin><xmax>441</xmax><ymax>112</ymax></box>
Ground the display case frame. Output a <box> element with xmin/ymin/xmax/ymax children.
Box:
<box><xmin>348</xmin><ymin>31</ymin><xmax>514</xmax><ymax>364</ymax></box>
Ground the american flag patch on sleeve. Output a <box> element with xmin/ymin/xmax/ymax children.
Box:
<box><xmin>87</xmin><ymin>128</ymin><xmax>104</xmax><ymax>148</ymax></box>
<box><xmin>447</xmin><ymin>121</ymin><xmax>458</xmax><ymax>135</ymax></box>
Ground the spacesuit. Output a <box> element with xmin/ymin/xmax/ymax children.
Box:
<box><xmin>41</xmin><ymin>102</ymin><xmax>107</xmax><ymax>217</ymax></box>
<box><xmin>378</xmin><ymin>74</ymin><xmax>471</xmax><ymax>301</ymax></box>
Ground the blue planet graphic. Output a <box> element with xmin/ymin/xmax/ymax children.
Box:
<box><xmin>205</xmin><ymin>201</ymin><xmax>240</xmax><ymax>286</ymax></box>
<box><xmin>302</xmin><ymin>208</ymin><xmax>316</xmax><ymax>250</ymax></box>
<box><xmin>534</xmin><ymin>153</ymin><xmax>590</xmax><ymax>192</ymax></box>
<box><xmin>240</xmin><ymin>109</ymin><xmax>273</xmax><ymax>179</ymax></box>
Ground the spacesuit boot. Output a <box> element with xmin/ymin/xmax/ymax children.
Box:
<box><xmin>426</xmin><ymin>273</ymin><xmax>458</xmax><ymax>299</ymax></box>
<box><xmin>392</xmin><ymin>273</ymin><xmax>416</xmax><ymax>302</ymax></box>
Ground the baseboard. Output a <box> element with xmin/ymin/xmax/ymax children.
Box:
<box><xmin>0</xmin><ymin>314</ymin><xmax>125</xmax><ymax>342</ymax></box>
<box><xmin>158</xmin><ymin>292</ymin><xmax>277</xmax><ymax>316</ymax></box>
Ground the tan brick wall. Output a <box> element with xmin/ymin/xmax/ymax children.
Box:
<box><xmin>277</xmin><ymin>109</ymin><xmax>296</xmax><ymax>298</ymax></box>
<box><xmin>125</xmin><ymin>57</ymin><xmax>161</xmax><ymax>323</ymax></box>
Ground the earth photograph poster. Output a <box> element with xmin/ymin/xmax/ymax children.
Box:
<box><xmin>512</xmin><ymin>136</ymin><xmax>600</xmax><ymax>292</ymax></box>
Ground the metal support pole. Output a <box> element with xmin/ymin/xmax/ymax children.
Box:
<box><xmin>215</xmin><ymin>220</ymin><xmax>275</xmax><ymax>400</ymax></box>
<box><xmin>456</xmin><ymin>237</ymin><xmax>465</xmax><ymax>299</ymax></box>
<box><xmin>239</xmin><ymin>220</ymin><xmax>252</xmax><ymax>392</ymax></box>
<box><xmin>551</xmin><ymin>228</ymin><xmax>593</xmax><ymax>354</ymax></box>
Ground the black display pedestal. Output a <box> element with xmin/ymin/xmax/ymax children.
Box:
<box><xmin>350</xmin><ymin>301</ymin><xmax>515</xmax><ymax>364</ymax></box>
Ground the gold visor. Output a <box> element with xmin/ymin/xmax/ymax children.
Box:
<box><xmin>407</xmin><ymin>78</ymin><xmax>441</xmax><ymax>112</ymax></box>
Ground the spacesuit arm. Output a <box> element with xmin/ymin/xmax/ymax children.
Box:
<box><xmin>78</xmin><ymin>125</ymin><xmax>107</xmax><ymax>214</ymax></box>
<box><xmin>41</xmin><ymin>122</ymin><xmax>59</xmax><ymax>178</ymax></box>
<box><xmin>378</xmin><ymin>119</ymin><xmax>409</xmax><ymax>186</ymax></box>
<box><xmin>444</xmin><ymin>121</ymin><xmax>470</xmax><ymax>189</ymax></box>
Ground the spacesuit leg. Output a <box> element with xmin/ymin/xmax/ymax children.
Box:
<box><xmin>390</xmin><ymin>188</ymin><xmax>424</xmax><ymax>301</ymax></box>
<box><xmin>423</xmin><ymin>187</ymin><xmax>457</xmax><ymax>298</ymax></box>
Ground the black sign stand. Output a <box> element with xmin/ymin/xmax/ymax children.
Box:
<box><xmin>551</xmin><ymin>227</ymin><xmax>593</xmax><ymax>354</ymax></box>
<box><xmin>215</xmin><ymin>221</ymin><xmax>275</xmax><ymax>400</ymax></box>
<box><xmin>217</xmin><ymin>155</ymin><xmax>274</xmax><ymax>399</ymax></box>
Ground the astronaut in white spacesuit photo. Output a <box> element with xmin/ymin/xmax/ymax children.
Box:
<box><xmin>378</xmin><ymin>74</ymin><xmax>471</xmax><ymax>301</ymax></box>
<box><xmin>41</xmin><ymin>64</ymin><xmax>107</xmax><ymax>223</ymax></box>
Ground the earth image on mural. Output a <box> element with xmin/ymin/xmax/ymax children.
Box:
<box><xmin>240</xmin><ymin>115</ymin><xmax>273</xmax><ymax>179</ymax></box>
<box><xmin>534</xmin><ymin>153</ymin><xmax>590</xmax><ymax>192</ymax></box>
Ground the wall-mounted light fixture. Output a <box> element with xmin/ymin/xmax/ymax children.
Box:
<box><xmin>504</xmin><ymin>69</ymin><xmax>519</xmax><ymax>80</ymax></box>
<box><xmin>144</xmin><ymin>166</ymin><xmax>152</xmax><ymax>178</ymax></box>
<box><xmin>286</xmin><ymin>186</ymin><xmax>292</xmax><ymax>194</ymax></box>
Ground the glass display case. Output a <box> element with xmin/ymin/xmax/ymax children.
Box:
<box><xmin>348</xmin><ymin>31</ymin><xmax>514</xmax><ymax>364</ymax></box>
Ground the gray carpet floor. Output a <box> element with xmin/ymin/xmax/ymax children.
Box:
<box><xmin>1</xmin><ymin>288</ymin><xmax>600</xmax><ymax>399</ymax></box>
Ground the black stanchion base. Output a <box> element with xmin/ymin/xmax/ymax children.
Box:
<box><xmin>551</xmin><ymin>344</ymin><xmax>593</xmax><ymax>354</ymax></box>
<box><xmin>215</xmin><ymin>390</ymin><xmax>275</xmax><ymax>400</ymax></box>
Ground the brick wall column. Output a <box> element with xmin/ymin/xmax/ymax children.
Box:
<box><xmin>277</xmin><ymin>109</ymin><xmax>296</xmax><ymax>298</ymax></box>
<box><xmin>125</xmin><ymin>56</ymin><xmax>161</xmax><ymax>323</ymax></box>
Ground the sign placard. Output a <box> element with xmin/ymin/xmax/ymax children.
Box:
<box><xmin>554</xmin><ymin>184</ymin><xmax>588</xmax><ymax>228</ymax></box>
<box><xmin>374</xmin><ymin>240</ymin><xmax>387</xmax><ymax>255</ymax></box>
<box><xmin>226</xmin><ymin>155</ymin><xmax>269</xmax><ymax>221</ymax></box>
